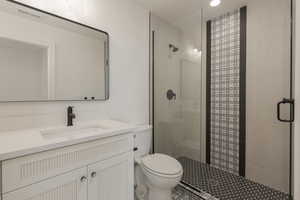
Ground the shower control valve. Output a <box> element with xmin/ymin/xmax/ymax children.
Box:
<box><xmin>166</xmin><ymin>89</ymin><xmax>176</xmax><ymax>101</ymax></box>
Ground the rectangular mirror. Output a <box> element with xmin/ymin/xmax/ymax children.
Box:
<box><xmin>0</xmin><ymin>0</ymin><xmax>109</xmax><ymax>102</ymax></box>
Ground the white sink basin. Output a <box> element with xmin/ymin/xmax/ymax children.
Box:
<box><xmin>41</xmin><ymin>125</ymin><xmax>108</xmax><ymax>140</ymax></box>
<box><xmin>39</xmin><ymin>120</ymin><xmax>132</xmax><ymax>140</ymax></box>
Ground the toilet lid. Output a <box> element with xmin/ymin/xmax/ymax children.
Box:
<box><xmin>141</xmin><ymin>154</ymin><xmax>182</xmax><ymax>176</ymax></box>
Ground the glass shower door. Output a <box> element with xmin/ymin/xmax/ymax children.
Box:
<box><xmin>151</xmin><ymin>13</ymin><xmax>203</xmax><ymax>162</ymax></box>
<box><xmin>151</xmin><ymin>0</ymin><xmax>293</xmax><ymax>199</ymax></box>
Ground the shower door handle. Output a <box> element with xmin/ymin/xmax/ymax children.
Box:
<box><xmin>277</xmin><ymin>98</ymin><xmax>294</xmax><ymax>123</ymax></box>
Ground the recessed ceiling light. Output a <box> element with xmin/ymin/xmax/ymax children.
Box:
<box><xmin>210</xmin><ymin>0</ymin><xmax>221</xmax><ymax>7</ymax></box>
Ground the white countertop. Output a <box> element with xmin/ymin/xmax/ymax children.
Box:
<box><xmin>0</xmin><ymin>120</ymin><xmax>150</xmax><ymax>161</ymax></box>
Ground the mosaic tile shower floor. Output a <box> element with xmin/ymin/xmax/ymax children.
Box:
<box><xmin>178</xmin><ymin>157</ymin><xmax>290</xmax><ymax>200</ymax></box>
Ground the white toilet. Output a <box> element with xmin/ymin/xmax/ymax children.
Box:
<box><xmin>134</xmin><ymin>126</ymin><xmax>183</xmax><ymax>200</ymax></box>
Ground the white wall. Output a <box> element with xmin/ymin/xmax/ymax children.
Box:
<box><xmin>0</xmin><ymin>38</ymin><xmax>48</xmax><ymax>100</ymax></box>
<box><xmin>294</xmin><ymin>0</ymin><xmax>300</xmax><ymax>198</ymax></box>
<box><xmin>0</xmin><ymin>0</ymin><xmax>150</xmax><ymax>131</ymax></box>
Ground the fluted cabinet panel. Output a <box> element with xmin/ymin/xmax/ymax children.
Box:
<box><xmin>2</xmin><ymin>134</ymin><xmax>133</xmax><ymax>193</ymax></box>
<box><xmin>88</xmin><ymin>152</ymin><xmax>134</xmax><ymax>200</ymax></box>
<box><xmin>3</xmin><ymin>167</ymin><xmax>87</xmax><ymax>200</ymax></box>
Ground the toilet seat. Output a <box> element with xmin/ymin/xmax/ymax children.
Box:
<box><xmin>141</xmin><ymin>154</ymin><xmax>183</xmax><ymax>177</ymax></box>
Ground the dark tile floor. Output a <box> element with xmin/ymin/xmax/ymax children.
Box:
<box><xmin>178</xmin><ymin>157</ymin><xmax>291</xmax><ymax>200</ymax></box>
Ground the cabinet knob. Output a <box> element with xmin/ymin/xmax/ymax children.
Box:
<box><xmin>80</xmin><ymin>176</ymin><xmax>87</xmax><ymax>182</ymax></box>
<box><xmin>91</xmin><ymin>172</ymin><xmax>97</xmax><ymax>178</ymax></box>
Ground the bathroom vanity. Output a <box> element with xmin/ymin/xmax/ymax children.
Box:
<box><xmin>0</xmin><ymin>120</ymin><xmax>143</xmax><ymax>200</ymax></box>
<box><xmin>0</xmin><ymin>1</ymin><xmax>148</xmax><ymax>199</ymax></box>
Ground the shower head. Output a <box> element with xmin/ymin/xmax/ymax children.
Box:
<box><xmin>169</xmin><ymin>44</ymin><xmax>179</xmax><ymax>52</ymax></box>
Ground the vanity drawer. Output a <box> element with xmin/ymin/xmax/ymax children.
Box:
<box><xmin>2</xmin><ymin>134</ymin><xmax>133</xmax><ymax>193</ymax></box>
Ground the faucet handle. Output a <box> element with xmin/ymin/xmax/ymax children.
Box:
<box><xmin>67</xmin><ymin>106</ymin><xmax>75</xmax><ymax>126</ymax></box>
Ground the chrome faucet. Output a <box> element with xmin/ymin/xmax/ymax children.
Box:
<box><xmin>67</xmin><ymin>106</ymin><xmax>76</xmax><ymax>126</ymax></box>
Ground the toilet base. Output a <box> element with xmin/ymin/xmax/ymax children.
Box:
<box><xmin>148</xmin><ymin>185</ymin><xmax>172</xmax><ymax>200</ymax></box>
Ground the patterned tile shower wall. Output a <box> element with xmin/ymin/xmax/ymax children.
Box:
<box><xmin>209</xmin><ymin>9</ymin><xmax>241</xmax><ymax>175</ymax></box>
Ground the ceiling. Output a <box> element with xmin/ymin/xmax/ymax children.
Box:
<box><xmin>135</xmin><ymin>0</ymin><xmax>247</xmax><ymax>27</ymax></box>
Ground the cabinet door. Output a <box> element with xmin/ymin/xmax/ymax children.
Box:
<box><xmin>88</xmin><ymin>152</ymin><xmax>134</xmax><ymax>200</ymax></box>
<box><xmin>3</xmin><ymin>167</ymin><xmax>87</xmax><ymax>200</ymax></box>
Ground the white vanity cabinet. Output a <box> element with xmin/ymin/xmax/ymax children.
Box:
<box><xmin>0</xmin><ymin>134</ymin><xmax>134</xmax><ymax>200</ymax></box>
<box><xmin>88</xmin><ymin>152</ymin><xmax>134</xmax><ymax>200</ymax></box>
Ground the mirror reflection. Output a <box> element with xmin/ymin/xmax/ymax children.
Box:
<box><xmin>0</xmin><ymin>0</ymin><xmax>109</xmax><ymax>102</ymax></box>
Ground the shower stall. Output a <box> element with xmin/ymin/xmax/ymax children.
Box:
<box><xmin>151</xmin><ymin>13</ymin><xmax>204</xmax><ymax>163</ymax></box>
<box><xmin>150</xmin><ymin>0</ymin><xmax>293</xmax><ymax>199</ymax></box>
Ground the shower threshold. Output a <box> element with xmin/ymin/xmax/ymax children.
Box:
<box><xmin>173</xmin><ymin>182</ymin><xmax>219</xmax><ymax>200</ymax></box>
<box><xmin>177</xmin><ymin>157</ymin><xmax>290</xmax><ymax>200</ymax></box>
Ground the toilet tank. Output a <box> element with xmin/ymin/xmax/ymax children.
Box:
<box><xmin>134</xmin><ymin>125</ymin><xmax>153</xmax><ymax>159</ymax></box>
